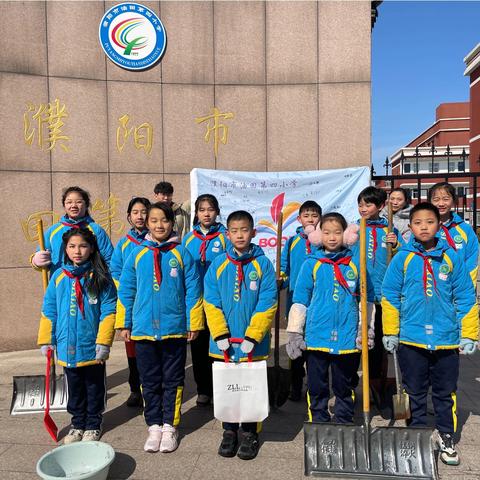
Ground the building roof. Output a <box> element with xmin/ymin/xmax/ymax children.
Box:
<box><xmin>464</xmin><ymin>43</ymin><xmax>480</xmax><ymax>76</ymax></box>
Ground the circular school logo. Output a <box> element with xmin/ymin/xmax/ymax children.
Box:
<box><xmin>249</xmin><ymin>271</ymin><xmax>258</xmax><ymax>281</ymax></box>
<box><xmin>454</xmin><ymin>235</ymin><xmax>463</xmax><ymax>244</ymax></box>
<box><xmin>214</xmin><ymin>241</ymin><xmax>221</xmax><ymax>247</ymax></box>
<box><xmin>169</xmin><ymin>258</ymin><xmax>178</xmax><ymax>268</ymax></box>
<box><xmin>99</xmin><ymin>3</ymin><xmax>167</xmax><ymax>71</ymax></box>
<box><xmin>440</xmin><ymin>264</ymin><xmax>450</xmax><ymax>274</ymax></box>
<box><xmin>346</xmin><ymin>270</ymin><xmax>356</xmax><ymax>280</ymax></box>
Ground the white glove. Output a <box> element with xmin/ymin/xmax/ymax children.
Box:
<box><xmin>32</xmin><ymin>250</ymin><xmax>51</xmax><ymax>268</ymax></box>
<box><xmin>240</xmin><ymin>339</ymin><xmax>255</xmax><ymax>354</ymax></box>
<box><xmin>287</xmin><ymin>303</ymin><xmax>307</xmax><ymax>334</ymax></box>
<box><xmin>216</xmin><ymin>338</ymin><xmax>230</xmax><ymax>351</ymax></box>
<box><xmin>356</xmin><ymin>328</ymin><xmax>375</xmax><ymax>350</ymax></box>
<box><xmin>286</xmin><ymin>332</ymin><xmax>306</xmax><ymax>360</ymax></box>
<box><xmin>40</xmin><ymin>345</ymin><xmax>54</xmax><ymax>356</ymax></box>
<box><xmin>95</xmin><ymin>344</ymin><xmax>110</xmax><ymax>361</ymax></box>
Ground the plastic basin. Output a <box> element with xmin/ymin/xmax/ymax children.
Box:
<box><xmin>36</xmin><ymin>441</ymin><xmax>115</xmax><ymax>480</ymax></box>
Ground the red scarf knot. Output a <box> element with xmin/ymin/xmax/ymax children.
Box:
<box><xmin>63</xmin><ymin>269</ymin><xmax>86</xmax><ymax>317</ymax></box>
<box><xmin>301</xmin><ymin>233</ymin><xmax>311</xmax><ymax>254</ymax></box>
<box><xmin>61</xmin><ymin>220</ymin><xmax>87</xmax><ymax>229</ymax></box>
<box><xmin>367</xmin><ymin>224</ymin><xmax>387</xmax><ymax>265</ymax></box>
<box><xmin>318</xmin><ymin>256</ymin><xmax>354</xmax><ymax>293</ymax></box>
<box><xmin>146</xmin><ymin>243</ymin><xmax>178</xmax><ymax>287</ymax></box>
<box><xmin>226</xmin><ymin>253</ymin><xmax>255</xmax><ymax>298</ymax></box>
<box><xmin>192</xmin><ymin>230</ymin><xmax>222</xmax><ymax>262</ymax></box>
<box><xmin>441</xmin><ymin>224</ymin><xmax>457</xmax><ymax>251</ymax></box>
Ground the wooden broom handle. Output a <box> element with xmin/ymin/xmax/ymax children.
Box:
<box><xmin>37</xmin><ymin>219</ymin><xmax>49</xmax><ymax>292</ymax></box>
<box><xmin>360</xmin><ymin>217</ymin><xmax>370</xmax><ymax>415</ymax></box>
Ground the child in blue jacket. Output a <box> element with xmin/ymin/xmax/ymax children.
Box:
<box><xmin>37</xmin><ymin>228</ymin><xmax>117</xmax><ymax>444</ymax></box>
<box><xmin>286</xmin><ymin>213</ymin><xmax>373</xmax><ymax>424</ymax></box>
<box><xmin>31</xmin><ymin>186</ymin><xmax>113</xmax><ymax>273</ymax></box>
<box><xmin>429</xmin><ymin>182</ymin><xmax>479</xmax><ymax>288</ymax></box>
<box><xmin>382</xmin><ymin>202</ymin><xmax>478</xmax><ymax>466</ymax></box>
<box><xmin>204</xmin><ymin>210</ymin><xmax>277</xmax><ymax>461</ymax></box>
<box><xmin>182</xmin><ymin>194</ymin><xmax>229</xmax><ymax>407</ymax></box>
<box><xmin>110</xmin><ymin>197</ymin><xmax>150</xmax><ymax>408</ymax></box>
<box><xmin>279</xmin><ymin>200</ymin><xmax>322</xmax><ymax>401</ymax></box>
<box><xmin>116</xmin><ymin>202</ymin><xmax>203</xmax><ymax>454</ymax></box>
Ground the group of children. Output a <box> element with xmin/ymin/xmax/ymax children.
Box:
<box><xmin>32</xmin><ymin>180</ymin><xmax>478</xmax><ymax>465</ymax></box>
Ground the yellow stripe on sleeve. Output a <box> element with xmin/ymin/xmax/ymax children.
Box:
<box><xmin>121</xmin><ymin>239</ymin><xmax>131</xmax><ymax>252</ymax></box>
<box><xmin>381</xmin><ymin>297</ymin><xmax>400</xmax><ymax>336</ymax></box>
<box><xmin>37</xmin><ymin>315</ymin><xmax>53</xmax><ymax>345</ymax></box>
<box><xmin>114</xmin><ymin>299</ymin><xmax>127</xmax><ymax>329</ymax></box>
<box><xmin>216</xmin><ymin>258</ymin><xmax>229</xmax><ymax>280</ymax></box>
<box><xmin>184</xmin><ymin>235</ymin><xmax>195</xmax><ymax>247</ymax></box>
<box><xmin>461</xmin><ymin>303</ymin><xmax>479</xmax><ymax>340</ymax></box>
<box><xmin>403</xmin><ymin>252</ymin><xmax>415</xmax><ymax>274</ymax></box>
<box><xmin>456</xmin><ymin>226</ymin><xmax>468</xmax><ymax>243</ymax></box>
<box><xmin>134</xmin><ymin>248</ymin><xmax>148</xmax><ymax>268</ymax></box>
<box><xmin>245</xmin><ymin>303</ymin><xmax>277</xmax><ymax>343</ymax></box>
<box><xmin>55</xmin><ymin>271</ymin><xmax>66</xmax><ymax>286</ymax></box>
<box><xmin>469</xmin><ymin>266</ymin><xmax>478</xmax><ymax>288</ymax></box>
<box><xmin>290</xmin><ymin>236</ymin><xmax>301</xmax><ymax>252</ymax></box>
<box><xmin>219</xmin><ymin>234</ymin><xmax>226</xmax><ymax>249</ymax></box>
<box><xmin>313</xmin><ymin>261</ymin><xmax>322</xmax><ymax>281</ymax></box>
<box><xmin>204</xmin><ymin>299</ymin><xmax>229</xmax><ymax>339</ymax></box>
<box><xmin>96</xmin><ymin>313</ymin><xmax>116</xmax><ymax>346</ymax></box>
<box><xmin>49</xmin><ymin>224</ymin><xmax>63</xmax><ymax>243</ymax></box>
<box><xmin>443</xmin><ymin>253</ymin><xmax>453</xmax><ymax>273</ymax></box>
<box><xmin>171</xmin><ymin>249</ymin><xmax>184</xmax><ymax>269</ymax></box>
<box><xmin>189</xmin><ymin>297</ymin><xmax>205</xmax><ymax>331</ymax></box>
<box><xmin>251</xmin><ymin>259</ymin><xmax>263</xmax><ymax>279</ymax></box>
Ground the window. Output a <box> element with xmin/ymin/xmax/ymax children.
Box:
<box><xmin>457</xmin><ymin>186</ymin><xmax>465</xmax><ymax>197</ymax></box>
<box><xmin>433</xmin><ymin>163</ymin><xmax>439</xmax><ymax>173</ymax></box>
<box><xmin>404</xmin><ymin>163</ymin><xmax>411</xmax><ymax>173</ymax></box>
<box><xmin>458</xmin><ymin>161</ymin><xmax>465</xmax><ymax>172</ymax></box>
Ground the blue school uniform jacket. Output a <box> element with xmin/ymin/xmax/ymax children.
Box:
<box><xmin>182</xmin><ymin>223</ymin><xmax>228</xmax><ymax>281</ymax></box>
<box><xmin>293</xmin><ymin>248</ymin><xmax>364</xmax><ymax>354</ymax></box>
<box><xmin>37</xmin><ymin>262</ymin><xmax>117</xmax><ymax>368</ymax></box>
<box><xmin>351</xmin><ymin>218</ymin><xmax>403</xmax><ymax>303</ymax></box>
<box><xmin>438</xmin><ymin>212</ymin><xmax>479</xmax><ymax>287</ymax></box>
<box><xmin>32</xmin><ymin>215</ymin><xmax>114</xmax><ymax>274</ymax></box>
<box><xmin>382</xmin><ymin>238</ymin><xmax>478</xmax><ymax>350</ymax></box>
<box><xmin>115</xmin><ymin>239</ymin><xmax>204</xmax><ymax>340</ymax></box>
<box><xmin>204</xmin><ymin>244</ymin><xmax>278</xmax><ymax>361</ymax></box>
<box><xmin>110</xmin><ymin>228</ymin><xmax>148</xmax><ymax>285</ymax></box>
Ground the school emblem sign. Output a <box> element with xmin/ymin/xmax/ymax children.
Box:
<box><xmin>99</xmin><ymin>3</ymin><xmax>166</xmax><ymax>71</ymax></box>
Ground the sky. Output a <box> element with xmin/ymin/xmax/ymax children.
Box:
<box><xmin>372</xmin><ymin>1</ymin><xmax>480</xmax><ymax>173</ymax></box>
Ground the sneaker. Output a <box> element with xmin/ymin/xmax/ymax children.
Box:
<box><xmin>237</xmin><ymin>432</ymin><xmax>260</xmax><ymax>460</ymax></box>
<box><xmin>218</xmin><ymin>430</ymin><xmax>238</xmax><ymax>457</ymax></box>
<box><xmin>144</xmin><ymin>424</ymin><xmax>163</xmax><ymax>453</ymax></box>
<box><xmin>196</xmin><ymin>394</ymin><xmax>212</xmax><ymax>407</ymax></box>
<box><xmin>159</xmin><ymin>424</ymin><xmax>178</xmax><ymax>453</ymax></box>
<box><xmin>436</xmin><ymin>432</ymin><xmax>460</xmax><ymax>466</ymax></box>
<box><xmin>82</xmin><ymin>429</ymin><xmax>102</xmax><ymax>442</ymax></box>
<box><xmin>64</xmin><ymin>428</ymin><xmax>84</xmax><ymax>444</ymax></box>
<box><xmin>126</xmin><ymin>391</ymin><xmax>143</xmax><ymax>408</ymax></box>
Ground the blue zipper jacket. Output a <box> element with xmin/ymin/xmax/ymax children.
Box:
<box><xmin>438</xmin><ymin>212</ymin><xmax>479</xmax><ymax>287</ymax></box>
<box><xmin>110</xmin><ymin>228</ymin><xmax>148</xmax><ymax>285</ymax></box>
<box><xmin>182</xmin><ymin>223</ymin><xmax>229</xmax><ymax>281</ymax></box>
<box><xmin>204</xmin><ymin>244</ymin><xmax>278</xmax><ymax>361</ymax></box>
<box><xmin>382</xmin><ymin>238</ymin><xmax>478</xmax><ymax>350</ymax></box>
<box><xmin>115</xmin><ymin>238</ymin><xmax>204</xmax><ymax>340</ymax></box>
<box><xmin>351</xmin><ymin>218</ymin><xmax>403</xmax><ymax>303</ymax></box>
<box><xmin>32</xmin><ymin>215</ymin><xmax>114</xmax><ymax>274</ymax></box>
<box><xmin>37</xmin><ymin>262</ymin><xmax>117</xmax><ymax>368</ymax></box>
<box><xmin>293</xmin><ymin>248</ymin><xmax>365</xmax><ymax>354</ymax></box>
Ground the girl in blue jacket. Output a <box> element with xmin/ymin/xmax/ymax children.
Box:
<box><xmin>116</xmin><ymin>202</ymin><xmax>203</xmax><ymax>454</ymax></box>
<box><xmin>110</xmin><ymin>197</ymin><xmax>150</xmax><ymax>408</ymax></box>
<box><xmin>31</xmin><ymin>186</ymin><xmax>114</xmax><ymax>274</ymax></box>
<box><xmin>286</xmin><ymin>213</ymin><xmax>373</xmax><ymax>424</ymax></box>
<box><xmin>37</xmin><ymin>227</ymin><xmax>117</xmax><ymax>445</ymax></box>
<box><xmin>182</xmin><ymin>194</ymin><xmax>228</xmax><ymax>407</ymax></box>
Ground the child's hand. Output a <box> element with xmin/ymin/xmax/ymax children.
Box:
<box><xmin>286</xmin><ymin>332</ymin><xmax>305</xmax><ymax>360</ymax></box>
<box><xmin>386</xmin><ymin>232</ymin><xmax>398</xmax><ymax>246</ymax></box>
<box><xmin>240</xmin><ymin>339</ymin><xmax>255</xmax><ymax>354</ymax></box>
<box><xmin>216</xmin><ymin>338</ymin><xmax>230</xmax><ymax>351</ymax></box>
<box><xmin>32</xmin><ymin>250</ymin><xmax>51</xmax><ymax>268</ymax></box>
<box><xmin>95</xmin><ymin>344</ymin><xmax>110</xmax><ymax>362</ymax></box>
<box><xmin>459</xmin><ymin>338</ymin><xmax>477</xmax><ymax>355</ymax></box>
<box><xmin>40</xmin><ymin>345</ymin><xmax>54</xmax><ymax>356</ymax></box>
<box><xmin>382</xmin><ymin>335</ymin><xmax>399</xmax><ymax>352</ymax></box>
<box><xmin>355</xmin><ymin>328</ymin><xmax>375</xmax><ymax>350</ymax></box>
<box><xmin>187</xmin><ymin>331</ymin><xmax>199</xmax><ymax>342</ymax></box>
<box><xmin>119</xmin><ymin>329</ymin><xmax>131</xmax><ymax>342</ymax></box>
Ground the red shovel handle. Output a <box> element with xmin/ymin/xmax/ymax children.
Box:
<box><xmin>223</xmin><ymin>337</ymin><xmax>253</xmax><ymax>363</ymax></box>
<box><xmin>44</xmin><ymin>348</ymin><xmax>58</xmax><ymax>442</ymax></box>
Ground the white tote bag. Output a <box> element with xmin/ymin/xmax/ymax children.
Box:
<box><xmin>212</xmin><ymin>360</ymin><xmax>269</xmax><ymax>423</ymax></box>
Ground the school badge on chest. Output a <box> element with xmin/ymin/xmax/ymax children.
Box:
<box><xmin>169</xmin><ymin>258</ymin><xmax>179</xmax><ymax>277</ymax></box>
<box><xmin>438</xmin><ymin>264</ymin><xmax>450</xmax><ymax>281</ymax></box>
<box><xmin>249</xmin><ymin>271</ymin><xmax>258</xmax><ymax>291</ymax></box>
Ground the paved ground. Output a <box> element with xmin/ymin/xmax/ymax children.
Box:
<box><xmin>1</xmin><ymin>333</ymin><xmax>479</xmax><ymax>479</ymax></box>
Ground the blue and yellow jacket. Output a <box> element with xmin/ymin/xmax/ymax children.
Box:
<box><xmin>293</xmin><ymin>248</ymin><xmax>364</xmax><ymax>354</ymax></box>
<box><xmin>438</xmin><ymin>212</ymin><xmax>479</xmax><ymax>287</ymax></box>
<box><xmin>182</xmin><ymin>223</ymin><xmax>228</xmax><ymax>281</ymax></box>
<box><xmin>32</xmin><ymin>215</ymin><xmax>114</xmax><ymax>274</ymax></box>
<box><xmin>382</xmin><ymin>238</ymin><xmax>478</xmax><ymax>350</ymax></box>
<box><xmin>351</xmin><ymin>217</ymin><xmax>403</xmax><ymax>303</ymax></box>
<box><xmin>204</xmin><ymin>244</ymin><xmax>278</xmax><ymax>361</ymax></box>
<box><xmin>37</xmin><ymin>262</ymin><xmax>117</xmax><ymax>368</ymax></box>
<box><xmin>110</xmin><ymin>228</ymin><xmax>148</xmax><ymax>286</ymax></box>
<box><xmin>115</xmin><ymin>238</ymin><xmax>204</xmax><ymax>340</ymax></box>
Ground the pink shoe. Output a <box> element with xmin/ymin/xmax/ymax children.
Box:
<box><xmin>144</xmin><ymin>424</ymin><xmax>162</xmax><ymax>452</ymax></box>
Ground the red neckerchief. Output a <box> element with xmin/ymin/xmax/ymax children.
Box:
<box><xmin>145</xmin><ymin>243</ymin><xmax>179</xmax><ymax>286</ymax></box>
<box><xmin>413</xmin><ymin>252</ymin><xmax>438</xmax><ymax>296</ymax></box>
<box><xmin>300</xmin><ymin>233</ymin><xmax>311</xmax><ymax>254</ymax></box>
<box><xmin>226</xmin><ymin>253</ymin><xmax>254</xmax><ymax>299</ymax></box>
<box><xmin>61</xmin><ymin>220</ymin><xmax>88</xmax><ymax>229</ymax></box>
<box><xmin>367</xmin><ymin>224</ymin><xmax>386</xmax><ymax>265</ymax></box>
<box><xmin>441</xmin><ymin>224</ymin><xmax>457</xmax><ymax>251</ymax></box>
<box><xmin>62</xmin><ymin>269</ymin><xmax>86</xmax><ymax>317</ymax></box>
<box><xmin>318</xmin><ymin>256</ymin><xmax>354</xmax><ymax>293</ymax></box>
<box><xmin>126</xmin><ymin>234</ymin><xmax>143</xmax><ymax>246</ymax></box>
<box><xmin>192</xmin><ymin>230</ymin><xmax>222</xmax><ymax>263</ymax></box>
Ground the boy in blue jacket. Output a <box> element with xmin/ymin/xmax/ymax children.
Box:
<box><xmin>279</xmin><ymin>200</ymin><xmax>322</xmax><ymax>401</ymax></box>
<box><xmin>382</xmin><ymin>202</ymin><xmax>478</xmax><ymax>466</ymax></box>
<box><xmin>204</xmin><ymin>210</ymin><xmax>277</xmax><ymax>461</ymax></box>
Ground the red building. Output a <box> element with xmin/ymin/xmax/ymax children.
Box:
<box><xmin>464</xmin><ymin>43</ymin><xmax>480</xmax><ymax>174</ymax></box>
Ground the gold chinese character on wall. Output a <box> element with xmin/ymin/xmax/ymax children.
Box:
<box><xmin>21</xmin><ymin>211</ymin><xmax>60</xmax><ymax>243</ymax></box>
<box><xmin>91</xmin><ymin>193</ymin><xmax>125</xmax><ymax>234</ymax></box>
<box><xmin>195</xmin><ymin>107</ymin><xmax>234</xmax><ymax>158</ymax></box>
<box><xmin>116</xmin><ymin>114</ymin><xmax>153</xmax><ymax>155</ymax></box>
<box><xmin>24</xmin><ymin>98</ymin><xmax>70</xmax><ymax>152</ymax></box>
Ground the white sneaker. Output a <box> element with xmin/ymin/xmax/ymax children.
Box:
<box><xmin>159</xmin><ymin>424</ymin><xmax>178</xmax><ymax>453</ymax></box>
<box><xmin>82</xmin><ymin>429</ymin><xmax>102</xmax><ymax>442</ymax></box>
<box><xmin>64</xmin><ymin>428</ymin><xmax>84</xmax><ymax>444</ymax></box>
<box><xmin>436</xmin><ymin>431</ymin><xmax>460</xmax><ymax>466</ymax></box>
<box><xmin>144</xmin><ymin>424</ymin><xmax>163</xmax><ymax>453</ymax></box>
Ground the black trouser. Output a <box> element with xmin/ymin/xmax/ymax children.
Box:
<box><xmin>398</xmin><ymin>344</ymin><xmax>459</xmax><ymax>433</ymax></box>
<box><xmin>125</xmin><ymin>341</ymin><xmax>141</xmax><ymax>393</ymax></box>
<box><xmin>65</xmin><ymin>363</ymin><xmax>106</xmax><ymax>431</ymax></box>
<box><xmin>190</xmin><ymin>327</ymin><xmax>213</xmax><ymax>396</ymax></box>
<box><xmin>369</xmin><ymin>303</ymin><xmax>388</xmax><ymax>380</ymax></box>
<box><xmin>290</xmin><ymin>353</ymin><xmax>306</xmax><ymax>393</ymax></box>
<box><xmin>135</xmin><ymin>339</ymin><xmax>187</xmax><ymax>427</ymax></box>
<box><xmin>306</xmin><ymin>350</ymin><xmax>359</xmax><ymax>424</ymax></box>
<box><xmin>223</xmin><ymin>421</ymin><xmax>260</xmax><ymax>433</ymax></box>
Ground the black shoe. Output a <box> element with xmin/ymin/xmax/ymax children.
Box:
<box><xmin>196</xmin><ymin>394</ymin><xmax>212</xmax><ymax>407</ymax></box>
<box><xmin>237</xmin><ymin>432</ymin><xmax>260</xmax><ymax>460</ymax></box>
<box><xmin>218</xmin><ymin>430</ymin><xmax>238</xmax><ymax>457</ymax></box>
<box><xmin>126</xmin><ymin>391</ymin><xmax>143</xmax><ymax>408</ymax></box>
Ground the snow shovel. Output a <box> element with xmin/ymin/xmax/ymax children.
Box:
<box><xmin>267</xmin><ymin>209</ymin><xmax>290</xmax><ymax>409</ymax></box>
<box><xmin>10</xmin><ymin>220</ymin><xmax>67</xmax><ymax>425</ymax></box>
<box><xmin>304</xmin><ymin>218</ymin><xmax>437</xmax><ymax>479</ymax></box>
<box><xmin>392</xmin><ymin>349</ymin><xmax>411</xmax><ymax>421</ymax></box>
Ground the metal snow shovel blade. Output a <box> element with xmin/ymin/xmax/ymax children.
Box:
<box><xmin>303</xmin><ymin>218</ymin><xmax>437</xmax><ymax>479</ymax></box>
<box><xmin>392</xmin><ymin>350</ymin><xmax>411</xmax><ymax>421</ymax></box>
